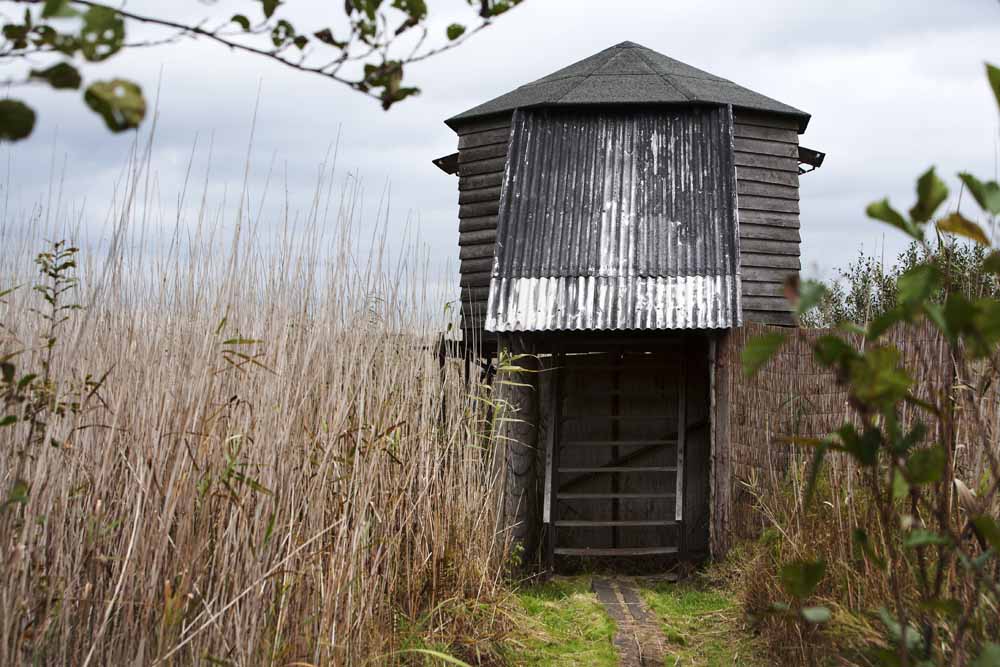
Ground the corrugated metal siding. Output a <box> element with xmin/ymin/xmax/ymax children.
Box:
<box><xmin>486</xmin><ymin>107</ymin><xmax>740</xmax><ymax>332</ymax></box>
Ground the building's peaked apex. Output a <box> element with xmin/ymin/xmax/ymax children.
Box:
<box><xmin>446</xmin><ymin>41</ymin><xmax>810</xmax><ymax>132</ymax></box>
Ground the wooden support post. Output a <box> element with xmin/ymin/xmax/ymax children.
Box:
<box><xmin>710</xmin><ymin>332</ymin><xmax>733</xmax><ymax>559</ymax></box>
<box><xmin>544</xmin><ymin>352</ymin><xmax>562</xmax><ymax>573</ymax></box>
<box><xmin>676</xmin><ymin>346</ymin><xmax>687</xmax><ymax>560</ymax></box>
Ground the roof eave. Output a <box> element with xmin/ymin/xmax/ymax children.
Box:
<box><xmin>447</xmin><ymin>102</ymin><xmax>811</xmax><ymax>134</ymax></box>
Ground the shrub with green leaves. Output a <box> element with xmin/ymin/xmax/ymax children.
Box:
<box><xmin>0</xmin><ymin>0</ymin><xmax>525</xmax><ymax>140</ymax></box>
<box><xmin>744</xmin><ymin>63</ymin><xmax>1000</xmax><ymax>666</ymax></box>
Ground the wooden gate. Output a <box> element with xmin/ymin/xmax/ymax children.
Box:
<box><xmin>544</xmin><ymin>347</ymin><xmax>688</xmax><ymax>565</ymax></box>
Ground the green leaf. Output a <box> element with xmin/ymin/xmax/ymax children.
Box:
<box><xmin>905</xmin><ymin>445</ymin><xmax>945</xmax><ymax>485</ymax></box>
<box><xmin>867</xmin><ymin>198</ymin><xmax>923</xmax><ymax>241</ymax></box>
<box><xmin>837</xmin><ymin>424</ymin><xmax>881</xmax><ymax>467</ymax></box>
<box><xmin>3</xmin><ymin>479</ymin><xmax>29</xmax><ymax>508</ymax></box>
<box><xmin>800</xmin><ymin>606</ymin><xmax>831</xmax><ymax>624</ymax></box>
<box><xmin>261</xmin><ymin>0</ymin><xmax>282</xmax><ymax>18</ymax></box>
<box><xmin>392</xmin><ymin>0</ymin><xmax>428</xmax><ymax>21</ymax></box>
<box><xmin>17</xmin><ymin>373</ymin><xmax>37</xmax><ymax>390</ymax></box>
<box><xmin>803</xmin><ymin>441</ymin><xmax>828</xmax><ymax>506</ymax></box>
<box><xmin>904</xmin><ymin>529</ymin><xmax>949</xmax><ymax>548</ymax></box>
<box><xmin>794</xmin><ymin>279</ymin><xmax>828</xmax><ymax>317</ymax></box>
<box><xmin>909</xmin><ymin>167</ymin><xmax>949</xmax><ymax>223</ymax></box>
<box><xmin>271</xmin><ymin>19</ymin><xmax>295</xmax><ymax>47</ymax></box>
<box><xmin>42</xmin><ymin>0</ymin><xmax>77</xmax><ymax>18</ymax></box>
<box><xmin>867</xmin><ymin>306</ymin><xmax>904</xmax><ymax>340</ymax></box>
<box><xmin>813</xmin><ymin>334</ymin><xmax>857</xmax><ymax>368</ymax></box>
<box><xmin>892</xmin><ymin>469</ymin><xmax>910</xmax><ymax>501</ymax></box>
<box><xmin>741</xmin><ymin>332</ymin><xmax>786</xmax><ymax>377</ymax></box>
<box><xmin>446</xmin><ymin>23</ymin><xmax>466</xmax><ymax>40</ymax></box>
<box><xmin>973</xmin><ymin>642</ymin><xmax>1000</xmax><ymax>667</ymax></box>
<box><xmin>944</xmin><ymin>293</ymin><xmax>977</xmax><ymax>337</ymax></box>
<box><xmin>878</xmin><ymin>607</ymin><xmax>925</xmax><ymax>653</ymax></box>
<box><xmin>0</xmin><ymin>415</ymin><xmax>16</xmax><ymax>427</ymax></box>
<box><xmin>0</xmin><ymin>99</ymin><xmax>36</xmax><ymax>142</ymax></box>
<box><xmin>958</xmin><ymin>172</ymin><xmax>1000</xmax><ymax>216</ymax></box>
<box><xmin>983</xmin><ymin>251</ymin><xmax>1000</xmax><ymax>274</ymax></box>
<box><xmin>853</xmin><ymin>528</ymin><xmax>886</xmax><ymax>569</ymax></box>
<box><xmin>971</xmin><ymin>515</ymin><xmax>1000</xmax><ymax>552</ymax></box>
<box><xmin>987</xmin><ymin>63</ymin><xmax>1000</xmax><ymax>111</ymax></box>
<box><xmin>851</xmin><ymin>346</ymin><xmax>911</xmax><ymax>412</ymax></box>
<box><xmin>897</xmin><ymin>264</ymin><xmax>941</xmax><ymax>308</ymax></box>
<box><xmin>84</xmin><ymin>79</ymin><xmax>146</xmax><ymax>132</ymax></box>
<box><xmin>232</xmin><ymin>14</ymin><xmax>251</xmax><ymax>31</ymax></box>
<box><xmin>30</xmin><ymin>62</ymin><xmax>81</xmax><ymax>90</ymax></box>
<box><xmin>779</xmin><ymin>559</ymin><xmax>825</xmax><ymax>599</ymax></box>
<box><xmin>79</xmin><ymin>6</ymin><xmax>125</xmax><ymax>62</ymax></box>
<box><xmin>313</xmin><ymin>28</ymin><xmax>345</xmax><ymax>47</ymax></box>
<box><xmin>937</xmin><ymin>212</ymin><xmax>990</xmax><ymax>246</ymax></box>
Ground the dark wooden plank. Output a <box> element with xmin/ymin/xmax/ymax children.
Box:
<box><xmin>460</xmin><ymin>286</ymin><xmax>490</xmax><ymax>302</ymax></box>
<box><xmin>744</xmin><ymin>310</ymin><xmax>796</xmax><ymax>326</ymax></box>
<box><xmin>558</xmin><ymin>493</ymin><xmax>676</xmax><ymax>499</ymax></box>
<box><xmin>563</xmin><ymin>439</ymin><xmax>678</xmax><ymax>447</ymax></box>
<box><xmin>458</xmin><ymin>157</ymin><xmax>507</xmax><ymax>177</ymax></box>
<box><xmin>459</xmin><ymin>271</ymin><xmax>491</xmax><ymax>288</ymax></box>
<box><xmin>458</xmin><ymin>243</ymin><xmax>494</xmax><ymax>260</ymax></box>
<box><xmin>742</xmin><ymin>296</ymin><xmax>794</xmax><ymax>312</ymax></box>
<box><xmin>741</xmin><ymin>266</ymin><xmax>796</xmax><ymax>282</ymax></box>
<box><xmin>734</xmin><ymin>137</ymin><xmax>799</xmax><ymax>158</ymax></box>
<box><xmin>732</xmin><ymin>110</ymin><xmax>800</xmax><ymax>131</ymax></box>
<box><xmin>460</xmin><ymin>302</ymin><xmax>488</xmax><ymax>317</ymax></box>
<box><xmin>556</xmin><ymin>520</ymin><xmax>677</xmax><ymax>527</ymax></box>
<box><xmin>458</xmin><ymin>215</ymin><xmax>497</xmax><ymax>233</ymax></box>
<box><xmin>459</xmin><ymin>142</ymin><xmax>508</xmax><ymax>163</ymax></box>
<box><xmin>734</xmin><ymin>152</ymin><xmax>799</xmax><ymax>173</ymax></box>
<box><xmin>737</xmin><ymin>210</ymin><xmax>800</xmax><ymax>228</ymax></box>
<box><xmin>739</xmin><ymin>196</ymin><xmax>800</xmax><ymax>214</ymax></box>
<box><xmin>459</xmin><ymin>201</ymin><xmax>499</xmax><ymax>219</ymax></box>
<box><xmin>737</xmin><ymin>180</ymin><xmax>798</xmax><ymax>200</ymax></box>
<box><xmin>741</xmin><ymin>252</ymin><xmax>801</xmax><ymax>270</ymax></box>
<box><xmin>458</xmin><ymin>229</ymin><xmax>497</xmax><ymax>246</ymax></box>
<box><xmin>558</xmin><ymin>466</ymin><xmax>677</xmax><ymax>473</ymax></box>
<box><xmin>733</xmin><ymin>123</ymin><xmax>799</xmax><ymax>144</ymax></box>
<box><xmin>458</xmin><ymin>172</ymin><xmax>504</xmax><ymax>191</ymax></box>
<box><xmin>739</xmin><ymin>238</ymin><xmax>800</xmax><ymax>256</ymax></box>
<box><xmin>739</xmin><ymin>223</ymin><xmax>801</xmax><ymax>242</ymax></box>
<box><xmin>458</xmin><ymin>186</ymin><xmax>502</xmax><ymax>205</ymax></box>
<box><xmin>460</xmin><ymin>257</ymin><xmax>493</xmax><ymax>274</ymax></box>
<box><xmin>554</xmin><ymin>547</ymin><xmax>678</xmax><ymax>556</ymax></box>
<box><xmin>741</xmin><ymin>281</ymin><xmax>787</xmax><ymax>298</ymax></box>
<box><xmin>453</xmin><ymin>114</ymin><xmax>512</xmax><ymax>135</ymax></box>
<box><xmin>458</xmin><ymin>126</ymin><xmax>511</xmax><ymax>149</ymax></box>
<box><xmin>736</xmin><ymin>166</ymin><xmax>799</xmax><ymax>187</ymax></box>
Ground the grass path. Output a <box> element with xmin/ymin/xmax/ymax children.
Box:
<box><xmin>508</xmin><ymin>572</ymin><xmax>766</xmax><ymax>666</ymax></box>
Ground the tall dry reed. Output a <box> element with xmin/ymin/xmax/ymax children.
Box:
<box><xmin>0</xmin><ymin>132</ymin><xmax>509</xmax><ymax>665</ymax></box>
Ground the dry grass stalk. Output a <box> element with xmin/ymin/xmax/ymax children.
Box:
<box><xmin>0</xmin><ymin>135</ymin><xmax>510</xmax><ymax>665</ymax></box>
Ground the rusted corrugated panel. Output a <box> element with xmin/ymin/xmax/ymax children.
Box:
<box><xmin>486</xmin><ymin>106</ymin><xmax>740</xmax><ymax>332</ymax></box>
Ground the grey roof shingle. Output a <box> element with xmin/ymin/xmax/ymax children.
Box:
<box><xmin>446</xmin><ymin>41</ymin><xmax>810</xmax><ymax>132</ymax></box>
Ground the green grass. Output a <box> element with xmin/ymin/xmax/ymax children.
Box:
<box><xmin>508</xmin><ymin>577</ymin><xmax>618</xmax><ymax>666</ymax></box>
<box><xmin>641</xmin><ymin>577</ymin><xmax>767</xmax><ymax>666</ymax></box>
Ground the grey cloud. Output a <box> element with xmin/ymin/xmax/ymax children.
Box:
<box><xmin>2</xmin><ymin>0</ymin><xmax>999</xmax><ymax>293</ymax></box>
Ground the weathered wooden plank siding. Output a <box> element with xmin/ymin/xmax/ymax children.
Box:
<box><xmin>734</xmin><ymin>109</ymin><xmax>801</xmax><ymax>326</ymax></box>
<box><xmin>454</xmin><ymin>115</ymin><xmax>512</xmax><ymax>330</ymax></box>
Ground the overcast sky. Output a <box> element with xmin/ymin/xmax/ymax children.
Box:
<box><xmin>3</xmin><ymin>0</ymin><xmax>1000</xmax><ymax>286</ymax></box>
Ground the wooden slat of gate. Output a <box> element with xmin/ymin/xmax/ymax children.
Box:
<box><xmin>547</xmin><ymin>349</ymin><xmax>685</xmax><ymax>562</ymax></box>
